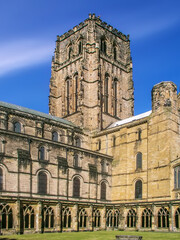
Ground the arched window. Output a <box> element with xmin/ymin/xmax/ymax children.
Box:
<box><xmin>100</xmin><ymin>182</ymin><xmax>106</xmax><ymax>200</ymax></box>
<box><xmin>0</xmin><ymin>168</ymin><xmax>3</xmax><ymax>191</ymax></box>
<box><xmin>66</xmin><ymin>78</ymin><xmax>70</xmax><ymax>115</ymax></box>
<box><xmin>38</xmin><ymin>146</ymin><xmax>45</xmax><ymax>160</ymax></box>
<box><xmin>75</xmin><ymin>74</ymin><xmax>78</xmax><ymax>112</ymax></box>
<box><xmin>135</xmin><ymin>180</ymin><xmax>142</xmax><ymax>199</ymax></box>
<box><xmin>62</xmin><ymin>207</ymin><xmax>71</xmax><ymax>228</ymax></box>
<box><xmin>75</xmin><ymin>137</ymin><xmax>81</xmax><ymax>147</ymax></box>
<box><xmin>142</xmin><ymin>208</ymin><xmax>152</xmax><ymax>228</ymax></box>
<box><xmin>104</xmin><ymin>74</ymin><xmax>109</xmax><ymax>113</ymax></box>
<box><xmin>79</xmin><ymin>208</ymin><xmax>88</xmax><ymax>228</ymax></box>
<box><xmin>174</xmin><ymin>165</ymin><xmax>180</xmax><ymax>189</ymax></box>
<box><xmin>175</xmin><ymin>207</ymin><xmax>180</xmax><ymax>228</ymax></box>
<box><xmin>14</xmin><ymin>121</ymin><xmax>21</xmax><ymax>133</ymax></box>
<box><xmin>73</xmin><ymin>177</ymin><xmax>80</xmax><ymax>197</ymax></box>
<box><xmin>113</xmin><ymin>79</ymin><xmax>118</xmax><ymax>116</ymax></box>
<box><xmin>137</xmin><ymin>129</ymin><xmax>142</xmax><ymax>141</ymax></box>
<box><xmin>114</xmin><ymin>47</ymin><xmax>117</xmax><ymax>60</ymax></box>
<box><xmin>38</xmin><ymin>172</ymin><xmax>47</xmax><ymax>195</ymax></box>
<box><xmin>52</xmin><ymin>131</ymin><xmax>58</xmax><ymax>142</ymax></box>
<box><xmin>0</xmin><ymin>204</ymin><xmax>13</xmax><ymax>229</ymax></box>
<box><xmin>106</xmin><ymin>209</ymin><xmax>113</xmax><ymax>227</ymax></box>
<box><xmin>74</xmin><ymin>154</ymin><xmax>79</xmax><ymax>167</ymax></box>
<box><xmin>23</xmin><ymin>205</ymin><xmax>34</xmax><ymax>229</ymax></box>
<box><xmin>97</xmin><ymin>139</ymin><xmax>101</xmax><ymax>151</ymax></box>
<box><xmin>114</xmin><ymin>210</ymin><xmax>120</xmax><ymax>228</ymax></box>
<box><xmin>127</xmin><ymin>209</ymin><xmax>136</xmax><ymax>228</ymax></box>
<box><xmin>136</xmin><ymin>152</ymin><xmax>142</xmax><ymax>170</ymax></box>
<box><xmin>158</xmin><ymin>207</ymin><xmax>169</xmax><ymax>228</ymax></box>
<box><xmin>68</xmin><ymin>47</ymin><xmax>72</xmax><ymax>59</ymax></box>
<box><xmin>101</xmin><ymin>38</ymin><xmax>106</xmax><ymax>54</ymax></box>
<box><xmin>79</xmin><ymin>41</ymin><xmax>82</xmax><ymax>54</ymax></box>
<box><xmin>42</xmin><ymin>207</ymin><xmax>54</xmax><ymax>229</ymax></box>
<box><xmin>94</xmin><ymin>209</ymin><xmax>101</xmax><ymax>227</ymax></box>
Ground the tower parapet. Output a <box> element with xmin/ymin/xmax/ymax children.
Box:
<box><xmin>152</xmin><ymin>81</ymin><xmax>178</xmax><ymax>113</ymax></box>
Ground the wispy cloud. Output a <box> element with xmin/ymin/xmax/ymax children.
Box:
<box><xmin>0</xmin><ymin>39</ymin><xmax>54</xmax><ymax>77</ymax></box>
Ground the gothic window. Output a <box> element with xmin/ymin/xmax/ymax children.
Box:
<box><xmin>75</xmin><ymin>136</ymin><xmax>81</xmax><ymax>147</ymax></box>
<box><xmin>113</xmin><ymin>79</ymin><xmax>118</xmax><ymax>116</ymax></box>
<box><xmin>100</xmin><ymin>181</ymin><xmax>106</xmax><ymax>200</ymax></box>
<box><xmin>106</xmin><ymin>209</ymin><xmax>113</xmax><ymax>227</ymax></box>
<box><xmin>114</xmin><ymin>47</ymin><xmax>117</xmax><ymax>61</ymax></box>
<box><xmin>0</xmin><ymin>204</ymin><xmax>13</xmax><ymax>229</ymax></box>
<box><xmin>62</xmin><ymin>207</ymin><xmax>71</xmax><ymax>228</ymax></box>
<box><xmin>73</xmin><ymin>176</ymin><xmax>80</xmax><ymax>197</ymax></box>
<box><xmin>68</xmin><ymin>47</ymin><xmax>72</xmax><ymax>59</ymax></box>
<box><xmin>0</xmin><ymin>168</ymin><xmax>3</xmax><ymax>191</ymax></box>
<box><xmin>137</xmin><ymin>129</ymin><xmax>142</xmax><ymax>141</ymax></box>
<box><xmin>38</xmin><ymin>146</ymin><xmax>45</xmax><ymax>160</ymax></box>
<box><xmin>136</xmin><ymin>152</ymin><xmax>142</xmax><ymax>170</ymax></box>
<box><xmin>104</xmin><ymin>74</ymin><xmax>109</xmax><ymax>113</ymax></box>
<box><xmin>75</xmin><ymin>74</ymin><xmax>78</xmax><ymax>112</ymax></box>
<box><xmin>23</xmin><ymin>205</ymin><xmax>34</xmax><ymax>229</ymax></box>
<box><xmin>158</xmin><ymin>207</ymin><xmax>169</xmax><ymax>228</ymax></box>
<box><xmin>94</xmin><ymin>209</ymin><xmax>101</xmax><ymax>227</ymax></box>
<box><xmin>14</xmin><ymin>121</ymin><xmax>21</xmax><ymax>133</ymax></box>
<box><xmin>79</xmin><ymin>208</ymin><xmax>88</xmax><ymax>228</ymax></box>
<box><xmin>101</xmin><ymin>38</ymin><xmax>106</xmax><ymax>54</ymax></box>
<box><xmin>114</xmin><ymin>210</ymin><xmax>120</xmax><ymax>228</ymax></box>
<box><xmin>127</xmin><ymin>209</ymin><xmax>136</xmax><ymax>227</ymax></box>
<box><xmin>141</xmin><ymin>208</ymin><xmax>152</xmax><ymax>228</ymax></box>
<box><xmin>175</xmin><ymin>207</ymin><xmax>180</xmax><ymax>228</ymax></box>
<box><xmin>79</xmin><ymin>41</ymin><xmax>82</xmax><ymax>54</ymax></box>
<box><xmin>42</xmin><ymin>207</ymin><xmax>54</xmax><ymax>229</ymax></box>
<box><xmin>38</xmin><ymin>171</ymin><xmax>47</xmax><ymax>195</ymax></box>
<box><xmin>174</xmin><ymin>165</ymin><xmax>180</xmax><ymax>189</ymax></box>
<box><xmin>52</xmin><ymin>131</ymin><xmax>58</xmax><ymax>142</ymax></box>
<box><xmin>66</xmin><ymin>79</ymin><xmax>70</xmax><ymax>115</ymax></box>
<box><xmin>135</xmin><ymin>180</ymin><xmax>142</xmax><ymax>199</ymax></box>
<box><xmin>74</xmin><ymin>154</ymin><xmax>79</xmax><ymax>167</ymax></box>
<box><xmin>112</xmin><ymin>136</ymin><xmax>116</xmax><ymax>147</ymax></box>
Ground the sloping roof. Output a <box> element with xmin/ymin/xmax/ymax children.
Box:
<box><xmin>0</xmin><ymin>101</ymin><xmax>75</xmax><ymax>127</ymax></box>
<box><xmin>108</xmin><ymin>110</ymin><xmax>152</xmax><ymax>129</ymax></box>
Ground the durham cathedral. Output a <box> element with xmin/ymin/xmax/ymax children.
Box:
<box><xmin>0</xmin><ymin>14</ymin><xmax>180</xmax><ymax>235</ymax></box>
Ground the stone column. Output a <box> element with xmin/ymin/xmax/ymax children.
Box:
<box><xmin>151</xmin><ymin>204</ymin><xmax>156</xmax><ymax>231</ymax></box>
<box><xmin>36</xmin><ymin>201</ymin><xmax>42</xmax><ymax>233</ymax></box>
<box><xmin>119</xmin><ymin>205</ymin><xmax>125</xmax><ymax>230</ymax></box>
<box><xmin>136</xmin><ymin>206</ymin><xmax>141</xmax><ymax>231</ymax></box>
<box><xmin>56</xmin><ymin>203</ymin><xmax>62</xmax><ymax>232</ymax></box>
<box><xmin>169</xmin><ymin>204</ymin><xmax>173</xmax><ymax>232</ymax></box>
<box><xmin>15</xmin><ymin>199</ymin><xmax>21</xmax><ymax>234</ymax></box>
<box><xmin>101</xmin><ymin>205</ymin><xmax>106</xmax><ymax>230</ymax></box>
<box><xmin>89</xmin><ymin>205</ymin><xmax>93</xmax><ymax>231</ymax></box>
<box><xmin>72</xmin><ymin>204</ymin><xmax>79</xmax><ymax>232</ymax></box>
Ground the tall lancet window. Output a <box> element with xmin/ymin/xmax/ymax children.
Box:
<box><xmin>66</xmin><ymin>78</ymin><xmax>70</xmax><ymax>115</ymax></box>
<box><xmin>113</xmin><ymin>47</ymin><xmax>117</xmax><ymax>61</ymax></box>
<box><xmin>104</xmin><ymin>74</ymin><xmax>109</xmax><ymax>113</ymax></box>
<box><xmin>75</xmin><ymin>74</ymin><xmax>78</xmax><ymax>112</ymax></box>
<box><xmin>113</xmin><ymin>79</ymin><xmax>118</xmax><ymax>116</ymax></box>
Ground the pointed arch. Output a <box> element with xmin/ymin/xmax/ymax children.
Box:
<box><xmin>62</xmin><ymin>207</ymin><xmax>71</xmax><ymax>228</ymax></box>
<box><xmin>127</xmin><ymin>209</ymin><xmax>136</xmax><ymax>227</ymax></box>
<box><xmin>100</xmin><ymin>181</ymin><xmax>106</xmax><ymax>200</ymax></box>
<box><xmin>0</xmin><ymin>204</ymin><xmax>13</xmax><ymax>229</ymax></box>
<box><xmin>158</xmin><ymin>207</ymin><xmax>169</xmax><ymax>228</ymax></box>
<box><xmin>135</xmin><ymin>179</ymin><xmax>142</xmax><ymax>199</ymax></box>
<box><xmin>104</xmin><ymin>73</ymin><xmax>109</xmax><ymax>113</ymax></box>
<box><xmin>23</xmin><ymin>205</ymin><xmax>34</xmax><ymax>229</ymax></box>
<box><xmin>142</xmin><ymin>208</ymin><xmax>152</xmax><ymax>228</ymax></box>
<box><xmin>79</xmin><ymin>208</ymin><xmax>88</xmax><ymax>228</ymax></box>
<box><xmin>73</xmin><ymin>176</ymin><xmax>80</xmax><ymax>197</ymax></box>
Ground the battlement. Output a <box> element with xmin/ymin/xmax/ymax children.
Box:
<box><xmin>57</xmin><ymin>13</ymin><xmax>129</xmax><ymax>42</ymax></box>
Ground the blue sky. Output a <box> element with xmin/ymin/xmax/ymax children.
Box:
<box><xmin>0</xmin><ymin>0</ymin><xmax>180</xmax><ymax>115</ymax></box>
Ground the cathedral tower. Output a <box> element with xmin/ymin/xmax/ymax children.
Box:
<box><xmin>49</xmin><ymin>14</ymin><xmax>134</xmax><ymax>131</ymax></box>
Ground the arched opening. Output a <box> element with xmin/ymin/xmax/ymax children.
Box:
<box><xmin>100</xmin><ymin>181</ymin><xmax>106</xmax><ymax>200</ymax></box>
<box><xmin>14</xmin><ymin>121</ymin><xmax>21</xmax><ymax>133</ymax></box>
<box><xmin>42</xmin><ymin>207</ymin><xmax>54</xmax><ymax>229</ymax></box>
<box><xmin>52</xmin><ymin>131</ymin><xmax>58</xmax><ymax>142</ymax></box>
<box><xmin>114</xmin><ymin>210</ymin><xmax>120</xmax><ymax>228</ymax></box>
<box><xmin>74</xmin><ymin>154</ymin><xmax>79</xmax><ymax>167</ymax></box>
<box><xmin>174</xmin><ymin>165</ymin><xmax>180</xmax><ymax>189</ymax></box>
<box><xmin>94</xmin><ymin>209</ymin><xmax>101</xmax><ymax>227</ymax></box>
<box><xmin>127</xmin><ymin>209</ymin><xmax>136</xmax><ymax>228</ymax></box>
<box><xmin>106</xmin><ymin>209</ymin><xmax>113</xmax><ymax>227</ymax></box>
<box><xmin>114</xmin><ymin>47</ymin><xmax>117</xmax><ymax>60</ymax></box>
<box><xmin>75</xmin><ymin>136</ymin><xmax>81</xmax><ymax>147</ymax></box>
<box><xmin>66</xmin><ymin>79</ymin><xmax>70</xmax><ymax>115</ymax></box>
<box><xmin>175</xmin><ymin>207</ymin><xmax>180</xmax><ymax>228</ymax></box>
<box><xmin>158</xmin><ymin>207</ymin><xmax>169</xmax><ymax>228</ymax></box>
<box><xmin>135</xmin><ymin>180</ymin><xmax>142</xmax><ymax>199</ymax></box>
<box><xmin>104</xmin><ymin>74</ymin><xmax>109</xmax><ymax>113</ymax></box>
<box><xmin>38</xmin><ymin>171</ymin><xmax>47</xmax><ymax>195</ymax></box>
<box><xmin>113</xmin><ymin>79</ymin><xmax>118</xmax><ymax>116</ymax></box>
<box><xmin>101</xmin><ymin>38</ymin><xmax>106</xmax><ymax>54</ymax></box>
<box><xmin>75</xmin><ymin>74</ymin><xmax>78</xmax><ymax>112</ymax></box>
<box><xmin>142</xmin><ymin>208</ymin><xmax>152</xmax><ymax>228</ymax></box>
<box><xmin>79</xmin><ymin>208</ymin><xmax>88</xmax><ymax>228</ymax></box>
<box><xmin>38</xmin><ymin>146</ymin><xmax>45</xmax><ymax>160</ymax></box>
<box><xmin>79</xmin><ymin>41</ymin><xmax>82</xmax><ymax>54</ymax></box>
<box><xmin>0</xmin><ymin>204</ymin><xmax>13</xmax><ymax>229</ymax></box>
<box><xmin>62</xmin><ymin>207</ymin><xmax>71</xmax><ymax>228</ymax></box>
<box><xmin>0</xmin><ymin>168</ymin><xmax>3</xmax><ymax>191</ymax></box>
<box><xmin>73</xmin><ymin>177</ymin><xmax>80</xmax><ymax>197</ymax></box>
<box><xmin>23</xmin><ymin>205</ymin><xmax>34</xmax><ymax>229</ymax></box>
